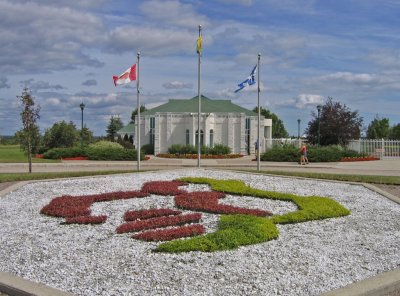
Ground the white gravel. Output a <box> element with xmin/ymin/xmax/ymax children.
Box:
<box><xmin>0</xmin><ymin>169</ymin><xmax>399</xmax><ymax>296</ymax></box>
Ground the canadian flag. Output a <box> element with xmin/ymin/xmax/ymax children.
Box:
<box><xmin>113</xmin><ymin>64</ymin><xmax>136</xmax><ymax>86</ymax></box>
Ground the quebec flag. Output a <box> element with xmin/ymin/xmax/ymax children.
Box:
<box><xmin>234</xmin><ymin>64</ymin><xmax>257</xmax><ymax>93</ymax></box>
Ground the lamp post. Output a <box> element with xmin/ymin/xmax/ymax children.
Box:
<box><xmin>80</xmin><ymin>102</ymin><xmax>85</xmax><ymax>146</ymax></box>
<box><xmin>317</xmin><ymin>105</ymin><xmax>321</xmax><ymax>147</ymax></box>
<box><xmin>297</xmin><ymin>118</ymin><xmax>301</xmax><ymax>139</ymax></box>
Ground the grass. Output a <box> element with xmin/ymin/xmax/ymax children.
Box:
<box><xmin>251</xmin><ymin>170</ymin><xmax>400</xmax><ymax>185</ymax></box>
<box><xmin>0</xmin><ymin>170</ymin><xmax>139</xmax><ymax>183</ymax></box>
<box><xmin>0</xmin><ymin>145</ymin><xmax>59</xmax><ymax>163</ymax></box>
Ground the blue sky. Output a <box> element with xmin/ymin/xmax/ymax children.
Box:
<box><xmin>1</xmin><ymin>0</ymin><xmax>399</xmax><ymax>137</ymax></box>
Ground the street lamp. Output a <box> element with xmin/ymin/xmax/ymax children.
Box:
<box><xmin>297</xmin><ymin>118</ymin><xmax>301</xmax><ymax>139</ymax></box>
<box><xmin>317</xmin><ymin>105</ymin><xmax>322</xmax><ymax>147</ymax></box>
<box><xmin>80</xmin><ymin>102</ymin><xmax>85</xmax><ymax>145</ymax></box>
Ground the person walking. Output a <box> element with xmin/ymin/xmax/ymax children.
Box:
<box><xmin>300</xmin><ymin>143</ymin><xmax>309</xmax><ymax>165</ymax></box>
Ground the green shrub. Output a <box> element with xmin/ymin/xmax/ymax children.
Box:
<box><xmin>168</xmin><ymin>144</ymin><xmax>231</xmax><ymax>155</ymax></box>
<box><xmin>141</xmin><ymin>144</ymin><xmax>154</xmax><ymax>155</ymax></box>
<box><xmin>86</xmin><ymin>147</ymin><xmax>144</xmax><ymax>160</ymax></box>
<box><xmin>209</xmin><ymin>144</ymin><xmax>231</xmax><ymax>155</ymax></box>
<box><xmin>261</xmin><ymin>145</ymin><xmax>368</xmax><ymax>162</ymax></box>
<box><xmin>43</xmin><ymin>147</ymin><xmax>87</xmax><ymax>159</ymax></box>
<box><xmin>89</xmin><ymin>141</ymin><xmax>124</xmax><ymax>149</ymax></box>
<box><xmin>168</xmin><ymin>144</ymin><xmax>197</xmax><ymax>154</ymax></box>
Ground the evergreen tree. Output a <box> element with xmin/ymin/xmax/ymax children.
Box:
<box><xmin>43</xmin><ymin>121</ymin><xmax>79</xmax><ymax>149</ymax></box>
<box><xmin>131</xmin><ymin>105</ymin><xmax>148</xmax><ymax>123</ymax></box>
<box><xmin>106</xmin><ymin>116</ymin><xmax>124</xmax><ymax>141</ymax></box>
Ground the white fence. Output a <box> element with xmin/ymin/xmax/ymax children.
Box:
<box><xmin>347</xmin><ymin>139</ymin><xmax>400</xmax><ymax>158</ymax></box>
<box><xmin>265</xmin><ymin>138</ymin><xmax>303</xmax><ymax>150</ymax></box>
<box><xmin>265</xmin><ymin>138</ymin><xmax>400</xmax><ymax>158</ymax></box>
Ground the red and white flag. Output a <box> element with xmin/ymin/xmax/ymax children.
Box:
<box><xmin>113</xmin><ymin>64</ymin><xmax>136</xmax><ymax>86</ymax></box>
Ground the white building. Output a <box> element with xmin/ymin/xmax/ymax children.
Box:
<box><xmin>117</xmin><ymin>96</ymin><xmax>272</xmax><ymax>155</ymax></box>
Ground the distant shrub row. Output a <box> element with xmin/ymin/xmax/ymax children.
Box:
<box><xmin>43</xmin><ymin>141</ymin><xmax>144</xmax><ymax>160</ymax></box>
<box><xmin>260</xmin><ymin>145</ymin><xmax>367</xmax><ymax>162</ymax></box>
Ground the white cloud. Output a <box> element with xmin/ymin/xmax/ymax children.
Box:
<box><xmin>318</xmin><ymin>72</ymin><xmax>380</xmax><ymax>85</ymax></box>
<box><xmin>106</xmin><ymin>26</ymin><xmax>194</xmax><ymax>56</ymax></box>
<box><xmin>162</xmin><ymin>81</ymin><xmax>193</xmax><ymax>89</ymax></box>
<box><xmin>295</xmin><ymin>94</ymin><xmax>324</xmax><ymax>108</ymax></box>
<box><xmin>0</xmin><ymin>0</ymin><xmax>104</xmax><ymax>74</ymax></box>
<box><xmin>140</xmin><ymin>0</ymin><xmax>210</xmax><ymax>28</ymax></box>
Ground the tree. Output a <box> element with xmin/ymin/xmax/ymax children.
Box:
<box><xmin>366</xmin><ymin>116</ymin><xmax>390</xmax><ymax>139</ymax></box>
<box><xmin>131</xmin><ymin>105</ymin><xmax>148</xmax><ymax>123</ymax></box>
<box><xmin>253</xmin><ymin>107</ymin><xmax>289</xmax><ymax>138</ymax></box>
<box><xmin>106</xmin><ymin>116</ymin><xmax>124</xmax><ymax>141</ymax></box>
<box><xmin>306</xmin><ymin>97</ymin><xmax>363</xmax><ymax>146</ymax></box>
<box><xmin>43</xmin><ymin>121</ymin><xmax>79</xmax><ymax>149</ymax></box>
<box><xmin>81</xmin><ymin>125</ymin><xmax>94</xmax><ymax>145</ymax></box>
<box><xmin>17</xmin><ymin>88</ymin><xmax>41</xmax><ymax>173</ymax></box>
<box><xmin>389</xmin><ymin>123</ymin><xmax>400</xmax><ymax>140</ymax></box>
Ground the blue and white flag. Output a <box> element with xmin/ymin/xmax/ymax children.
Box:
<box><xmin>234</xmin><ymin>64</ymin><xmax>257</xmax><ymax>93</ymax></box>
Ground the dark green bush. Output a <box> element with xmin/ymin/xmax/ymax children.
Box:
<box><xmin>86</xmin><ymin>147</ymin><xmax>144</xmax><ymax>160</ymax></box>
<box><xmin>141</xmin><ymin>144</ymin><xmax>154</xmax><ymax>155</ymax></box>
<box><xmin>168</xmin><ymin>144</ymin><xmax>231</xmax><ymax>155</ymax></box>
<box><xmin>168</xmin><ymin>144</ymin><xmax>197</xmax><ymax>154</ymax></box>
<box><xmin>261</xmin><ymin>145</ymin><xmax>367</xmax><ymax>162</ymax></box>
<box><xmin>43</xmin><ymin>147</ymin><xmax>87</xmax><ymax>159</ymax></box>
<box><xmin>43</xmin><ymin>146</ymin><xmax>144</xmax><ymax>160</ymax></box>
<box><xmin>209</xmin><ymin>144</ymin><xmax>231</xmax><ymax>155</ymax></box>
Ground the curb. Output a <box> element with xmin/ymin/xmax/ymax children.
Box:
<box><xmin>0</xmin><ymin>272</ymin><xmax>73</xmax><ymax>296</ymax></box>
<box><xmin>0</xmin><ymin>170</ymin><xmax>399</xmax><ymax>296</ymax></box>
<box><xmin>319</xmin><ymin>268</ymin><xmax>400</xmax><ymax>296</ymax></box>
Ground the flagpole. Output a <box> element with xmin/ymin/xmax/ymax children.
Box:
<box><xmin>197</xmin><ymin>25</ymin><xmax>202</xmax><ymax>168</ymax></box>
<box><xmin>137</xmin><ymin>52</ymin><xmax>141</xmax><ymax>171</ymax></box>
<box><xmin>257</xmin><ymin>53</ymin><xmax>261</xmax><ymax>172</ymax></box>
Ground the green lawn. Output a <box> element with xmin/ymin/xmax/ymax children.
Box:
<box><xmin>0</xmin><ymin>145</ymin><xmax>59</xmax><ymax>163</ymax></box>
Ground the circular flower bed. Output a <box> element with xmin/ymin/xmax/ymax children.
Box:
<box><xmin>40</xmin><ymin>177</ymin><xmax>349</xmax><ymax>252</ymax></box>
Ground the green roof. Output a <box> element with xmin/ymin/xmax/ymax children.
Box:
<box><xmin>141</xmin><ymin>95</ymin><xmax>257</xmax><ymax>116</ymax></box>
<box><xmin>117</xmin><ymin>122</ymin><xmax>136</xmax><ymax>134</ymax></box>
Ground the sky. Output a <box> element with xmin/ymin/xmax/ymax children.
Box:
<box><xmin>0</xmin><ymin>0</ymin><xmax>399</xmax><ymax>137</ymax></box>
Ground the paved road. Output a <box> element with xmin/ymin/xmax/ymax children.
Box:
<box><xmin>1</xmin><ymin>156</ymin><xmax>400</xmax><ymax>176</ymax></box>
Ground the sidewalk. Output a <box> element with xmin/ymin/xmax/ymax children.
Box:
<box><xmin>1</xmin><ymin>156</ymin><xmax>400</xmax><ymax>176</ymax></box>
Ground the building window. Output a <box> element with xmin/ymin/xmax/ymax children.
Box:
<box><xmin>245</xmin><ymin>118</ymin><xmax>250</xmax><ymax>154</ymax></box>
<box><xmin>186</xmin><ymin>129</ymin><xmax>190</xmax><ymax>145</ymax></box>
<box><xmin>150</xmin><ymin>117</ymin><xmax>155</xmax><ymax>146</ymax></box>
<box><xmin>195</xmin><ymin>129</ymin><xmax>204</xmax><ymax>147</ymax></box>
<box><xmin>209</xmin><ymin>129</ymin><xmax>214</xmax><ymax>147</ymax></box>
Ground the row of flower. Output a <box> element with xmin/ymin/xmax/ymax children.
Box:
<box><xmin>116</xmin><ymin>213</ymin><xmax>202</xmax><ymax>234</ymax></box>
<box><xmin>156</xmin><ymin>153</ymin><xmax>244</xmax><ymax>159</ymax></box>
<box><xmin>340</xmin><ymin>156</ymin><xmax>380</xmax><ymax>162</ymax></box>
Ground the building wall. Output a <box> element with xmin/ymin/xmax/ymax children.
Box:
<box><xmin>137</xmin><ymin>112</ymin><xmax>272</xmax><ymax>155</ymax></box>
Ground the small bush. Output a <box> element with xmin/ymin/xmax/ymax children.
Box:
<box><xmin>141</xmin><ymin>143</ymin><xmax>154</xmax><ymax>155</ymax></box>
<box><xmin>168</xmin><ymin>144</ymin><xmax>231</xmax><ymax>155</ymax></box>
<box><xmin>261</xmin><ymin>145</ymin><xmax>368</xmax><ymax>162</ymax></box>
<box><xmin>43</xmin><ymin>147</ymin><xmax>87</xmax><ymax>159</ymax></box>
<box><xmin>89</xmin><ymin>141</ymin><xmax>124</xmax><ymax>149</ymax></box>
<box><xmin>86</xmin><ymin>147</ymin><xmax>144</xmax><ymax>161</ymax></box>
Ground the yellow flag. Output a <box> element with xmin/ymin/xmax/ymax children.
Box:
<box><xmin>196</xmin><ymin>35</ymin><xmax>202</xmax><ymax>54</ymax></box>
